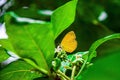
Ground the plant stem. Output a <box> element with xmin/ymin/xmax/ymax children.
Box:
<box><xmin>75</xmin><ymin>57</ymin><xmax>88</xmax><ymax>78</ymax></box>
<box><xmin>71</xmin><ymin>65</ymin><xmax>76</xmax><ymax>80</ymax></box>
<box><xmin>57</xmin><ymin>70</ymin><xmax>70</xmax><ymax>80</ymax></box>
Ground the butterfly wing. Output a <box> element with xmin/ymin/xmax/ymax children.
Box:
<box><xmin>61</xmin><ymin>31</ymin><xmax>77</xmax><ymax>53</ymax></box>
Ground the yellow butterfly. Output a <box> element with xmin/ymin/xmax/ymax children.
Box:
<box><xmin>60</xmin><ymin>31</ymin><xmax>77</xmax><ymax>53</ymax></box>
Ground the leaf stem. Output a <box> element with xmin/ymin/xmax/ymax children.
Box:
<box><xmin>71</xmin><ymin>65</ymin><xmax>77</xmax><ymax>80</ymax></box>
<box><xmin>57</xmin><ymin>70</ymin><xmax>70</xmax><ymax>80</ymax></box>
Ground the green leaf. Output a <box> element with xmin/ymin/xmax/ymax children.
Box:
<box><xmin>0</xmin><ymin>39</ymin><xmax>15</xmax><ymax>52</ymax></box>
<box><xmin>88</xmin><ymin>33</ymin><xmax>120</xmax><ymax>62</ymax></box>
<box><xmin>26</xmin><ymin>23</ymin><xmax>55</xmax><ymax>68</ymax></box>
<box><xmin>1</xmin><ymin>13</ymin><xmax>55</xmax><ymax>75</ymax></box>
<box><xmin>76</xmin><ymin>34</ymin><xmax>120</xmax><ymax>79</ymax></box>
<box><xmin>51</xmin><ymin>0</ymin><xmax>78</xmax><ymax>39</ymax></box>
<box><xmin>0</xmin><ymin>60</ymin><xmax>42</xmax><ymax>80</ymax></box>
<box><xmin>0</xmin><ymin>47</ymin><xmax>9</xmax><ymax>62</ymax></box>
<box><xmin>81</xmin><ymin>52</ymin><xmax>120</xmax><ymax>80</ymax></box>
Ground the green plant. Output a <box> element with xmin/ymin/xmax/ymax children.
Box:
<box><xmin>0</xmin><ymin>0</ymin><xmax>120</xmax><ymax>80</ymax></box>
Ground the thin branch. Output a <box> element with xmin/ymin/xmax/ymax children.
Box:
<box><xmin>75</xmin><ymin>57</ymin><xmax>88</xmax><ymax>78</ymax></box>
<box><xmin>57</xmin><ymin>70</ymin><xmax>70</xmax><ymax>80</ymax></box>
<box><xmin>71</xmin><ymin>65</ymin><xmax>76</xmax><ymax>80</ymax></box>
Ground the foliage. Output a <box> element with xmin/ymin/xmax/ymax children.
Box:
<box><xmin>0</xmin><ymin>0</ymin><xmax>120</xmax><ymax>80</ymax></box>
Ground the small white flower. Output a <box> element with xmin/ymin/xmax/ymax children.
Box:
<box><xmin>55</xmin><ymin>45</ymin><xmax>62</xmax><ymax>53</ymax></box>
